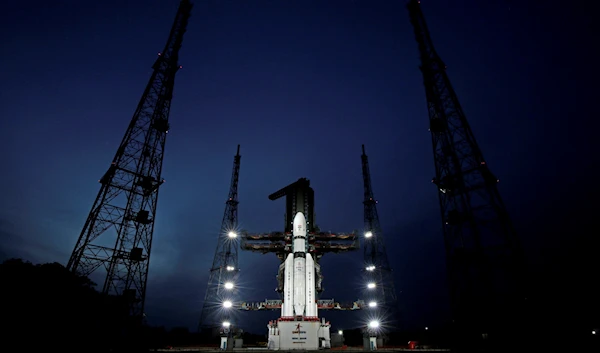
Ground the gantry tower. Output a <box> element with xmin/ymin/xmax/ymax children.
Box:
<box><xmin>361</xmin><ymin>145</ymin><xmax>397</xmax><ymax>324</ymax></box>
<box><xmin>66</xmin><ymin>0</ymin><xmax>192</xmax><ymax>320</ymax></box>
<box><xmin>407</xmin><ymin>0</ymin><xmax>524</xmax><ymax>345</ymax></box>
<box><xmin>199</xmin><ymin>145</ymin><xmax>242</xmax><ymax>331</ymax></box>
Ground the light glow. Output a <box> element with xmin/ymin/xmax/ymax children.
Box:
<box><xmin>365</xmin><ymin>231</ymin><xmax>373</xmax><ymax>238</ymax></box>
<box><xmin>226</xmin><ymin>266</ymin><xmax>235</xmax><ymax>271</ymax></box>
<box><xmin>223</xmin><ymin>321</ymin><xmax>231</xmax><ymax>328</ymax></box>
<box><xmin>369</xmin><ymin>320</ymin><xmax>380</xmax><ymax>329</ymax></box>
<box><xmin>224</xmin><ymin>282</ymin><xmax>234</xmax><ymax>289</ymax></box>
<box><xmin>368</xmin><ymin>301</ymin><xmax>377</xmax><ymax>307</ymax></box>
<box><xmin>228</xmin><ymin>231</ymin><xmax>237</xmax><ymax>238</ymax></box>
<box><xmin>367</xmin><ymin>282</ymin><xmax>376</xmax><ymax>289</ymax></box>
<box><xmin>223</xmin><ymin>300</ymin><xmax>233</xmax><ymax>308</ymax></box>
<box><xmin>366</xmin><ymin>265</ymin><xmax>376</xmax><ymax>271</ymax></box>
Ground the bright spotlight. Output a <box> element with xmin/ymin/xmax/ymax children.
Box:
<box><xmin>366</xmin><ymin>265</ymin><xmax>376</xmax><ymax>271</ymax></box>
<box><xmin>223</xmin><ymin>300</ymin><xmax>233</xmax><ymax>308</ymax></box>
<box><xmin>224</xmin><ymin>282</ymin><xmax>234</xmax><ymax>290</ymax></box>
<box><xmin>226</xmin><ymin>266</ymin><xmax>235</xmax><ymax>271</ymax></box>
<box><xmin>367</xmin><ymin>282</ymin><xmax>376</xmax><ymax>289</ymax></box>
<box><xmin>368</xmin><ymin>301</ymin><xmax>377</xmax><ymax>308</ymax></box>
<box><xmin>228</xmin><ymin>231</ymin><xmax>237</xmax><ymax>238</ymax></box>
<box><xmin>368</xmin><ymin>320</ymin><xmax>380</xmax><ymax>329</ymax></box>
<box><xmin>365</xmin><ymin>231</ymin><xmax>373</xmax><ymax>238</ymax></box>
<box><xmin>338</xmin><ymin>330</ymin><xmax>343</xmax><ymax>335</ymax></box>
<box><xmin>223</xmin><ymin>321</ymin><xmax>231</xmax><ymax>328</ymax></box>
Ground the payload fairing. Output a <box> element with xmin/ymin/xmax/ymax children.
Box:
<box><xmin>282</xmin><ymin>212</ymin><xmax>318</xmax><ymax>320</ymax></box>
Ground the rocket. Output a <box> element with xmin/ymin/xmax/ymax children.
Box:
<box><xmin>282</xmin><ymin>212</ymin><xmax>318</xmax><ymax>319</ymax></box>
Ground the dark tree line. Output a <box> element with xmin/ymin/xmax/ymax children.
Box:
<box><xmin>0</xmin><ymin>258</ymin><xmax>127</xmax><ymax>351</ymax></box>
<box><xmin>0</xmin><ymin>258</ymin><xmax>268</xmax><ymax>351</ymax></box>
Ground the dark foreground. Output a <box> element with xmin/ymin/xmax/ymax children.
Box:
<box><xmin>147</xmin><ymin>348</ymin><xmax>595</xmax><ymax>353</ymax></box>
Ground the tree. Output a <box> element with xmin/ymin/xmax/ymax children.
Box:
<box><xmin>0</xmin><ymin>258</ymin><xmax>117</xmax><ymax>351</ymax></box>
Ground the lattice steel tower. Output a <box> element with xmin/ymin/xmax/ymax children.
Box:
<box><xmin>199</xmin><ymin>145</ymin><xmax>242</xmax><ymax>331</ymax></box>
<box><xmin>361</xmin><ymin>145</ymin><xmax>397</xmax><ymax>324</ymax></box>
<box><xmin>66</xmin><ymin>0</ymin><xmax>193</xmax><ymax>320</ymax></box>
<box><xmin>407</xmin><ymin>0</ymin><xmax>524</xmax><ymax>344</ymax></box>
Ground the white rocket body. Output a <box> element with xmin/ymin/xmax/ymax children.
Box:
<box><xmin>305</xmin><ymin>251</ymin><xmax>317</xmax><ymax>317</ymax></box>
<box><xmin>283</xmin><ymin>253</ymin><xmax>294</xmax><ymax>316</ymax></box>
<box><xmin>281</xmin><ymin>212</ymin><xmax>318</xmax><ymax>319</ymax></box>
<box><xmin>293</xmin><ymin>212</ymin><xmax>306</xmax><ymax>316</ymax></box>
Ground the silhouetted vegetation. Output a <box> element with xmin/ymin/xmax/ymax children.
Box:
<box><xmin>0</xmin><ymin>258</ymin><xmax>268</xmax><ymax>351</ymax></box>
<box><xmin>1</xmin><ymin>258</ymin><xmax>122</xmax><ymax>351</ymax></box>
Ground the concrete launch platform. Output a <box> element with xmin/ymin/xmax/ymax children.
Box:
<box><xmin>156</xmin><ymin>348</ymin><xmax>451</xmax><ymax>352</ymax></box>
<box><xmin>267</xmin><ymin>319</ymin><xmax>331</xmax><ymax>350</ymax></box>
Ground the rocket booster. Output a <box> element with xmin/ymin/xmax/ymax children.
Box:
<box><xmin>283</xmin><ymin>253</ymin><xmax>294</xmax><ymax>317</ymax></box>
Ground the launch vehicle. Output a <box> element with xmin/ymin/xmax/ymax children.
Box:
<box><xmin>241</xmin><ymin>178</ymin><xmax>360</xmax><ymax>350</ymax></box>
<box><xmin>282</xmin><ymin>212</ymin><xmax>318</xmax><ymax>319</ymax></box>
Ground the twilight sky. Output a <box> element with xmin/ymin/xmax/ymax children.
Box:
<box><xmin>0</xmin><ymin>0</ymin><xmax>597</xmax><ymax>335</ymax></box>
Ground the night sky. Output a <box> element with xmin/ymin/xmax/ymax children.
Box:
<box><xmin>1</xmin><ymin>0</ymin><xmax>597</xmax><ymax>335</ymax></box>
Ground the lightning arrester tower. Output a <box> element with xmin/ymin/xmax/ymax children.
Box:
<box><xmin>66</xmin><ymin>0</ymin><xmax>193</xmax><ymax>320</ymax></box>
<box><xmin>361</xmin><ymin>145</ymin><xmax>397</xmax><ymax>322</ymax></box>
<box><xmin>199</xmin><ymin>145</ymin><xmax>241</xmax><ymax>331</ymax></box>
<box><xmin>407</xmin><ymin>0</ymin><xmax>524</xmax><ymax>342</ymax></box>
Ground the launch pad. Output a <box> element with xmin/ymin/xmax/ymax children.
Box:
<box><xmin>241</xmin><ymin>178</ymin><xmax>361</xmax><ymax>350</ymax></box>
<box><xmin>267</xmin><ymin>319</ymin><xmax>331</xmax><ymax>350</ymax></box>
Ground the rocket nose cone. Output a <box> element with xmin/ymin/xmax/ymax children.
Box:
<box><xmin>293</xmin><ymin>212</ymin><xmax>307</xmax><ymax>236</ymax></box>
<box><xmin>293</xmin><ymin>212</ymin><xmax>306</xmax><ymax>224</ymax></box>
